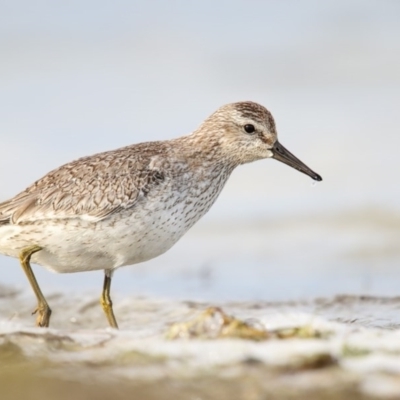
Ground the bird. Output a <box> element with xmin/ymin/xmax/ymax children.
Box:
<box><xmin>0</xmin><ymin>101</ymin><xmax>322</xmax><ymax>329</ymax></box>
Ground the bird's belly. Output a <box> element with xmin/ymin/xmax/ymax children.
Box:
<box><xmin>0</xmin><ymin>200</ymin><xmax>204</xmax><ymax>273</ymax></box>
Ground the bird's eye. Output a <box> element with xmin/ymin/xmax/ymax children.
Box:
<box><xmin>244</xmin><ymin>124</ymin><xmax>255</xmax><ymax>134</ymax></box>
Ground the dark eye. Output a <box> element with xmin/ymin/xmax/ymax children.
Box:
<box><xmin>244</xmin><ymin>124</ymin><xmax>255</xmax><ymax>134</ymax></box>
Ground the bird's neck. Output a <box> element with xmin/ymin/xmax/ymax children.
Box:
<box><xmin>175</xmin><ymin>130</ymin><xmax>239</xmax><ymax>173</ymax></box>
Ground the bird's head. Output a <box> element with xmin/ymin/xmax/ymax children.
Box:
<box><xmin>198</xmin><ymin>101</ymin><xmax>322</xmax><ymax>181</ymax></box>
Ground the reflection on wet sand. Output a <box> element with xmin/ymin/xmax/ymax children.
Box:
<box><xmin>2</xmin><ymin>288</ymin><xmax>400</xmax><ymax>399</ymax></box>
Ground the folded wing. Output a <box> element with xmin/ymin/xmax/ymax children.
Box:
<box><xmin>0</xmin><ymin>145</ymin><xmax>162</xmax><ymax>225</ymax></box>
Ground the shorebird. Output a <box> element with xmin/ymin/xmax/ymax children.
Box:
<box><xmin>0</xmin><ymin>101</ymin><xmax>321</xmax><ymax>328</ymax></box>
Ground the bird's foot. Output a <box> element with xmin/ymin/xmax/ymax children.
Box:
<box><xmin>32</xmin><ymin>303</ymin><xmax>52</xmax><ymax>327</ymax></box>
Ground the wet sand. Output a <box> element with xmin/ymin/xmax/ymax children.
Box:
<box><xmin>1</xmin><ymin>286</ymin><xmax>400</xmax><ymax>399</ymax></box>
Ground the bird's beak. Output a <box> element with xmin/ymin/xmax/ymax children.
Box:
<box><xmin>271</xmin><ymin>141</ymin><xmax>322</xmax><ymax>181</ymax></box>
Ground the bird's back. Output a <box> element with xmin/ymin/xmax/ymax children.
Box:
<box><xmin>0</xmin><ymin>140</ymin><xmax>173</xmax><ymax>225</ymax></box>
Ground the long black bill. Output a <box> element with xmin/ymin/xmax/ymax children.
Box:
<box><xmin>272</xmin><ymin>141</ymin><xmax>322</xmax><ymax>181</ymax></box>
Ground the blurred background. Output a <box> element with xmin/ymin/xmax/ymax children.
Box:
<box><xmin>0</xmin><ymin>0</ymin><xmax>399</xmax><ymax>302</ymax></box>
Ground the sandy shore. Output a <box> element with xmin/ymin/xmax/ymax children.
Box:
<box><xmin>1</xmin><ymin>286</ymin><xmax>400</xmax><ymax>399</ymax></box>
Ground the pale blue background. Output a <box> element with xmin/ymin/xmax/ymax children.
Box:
<box><xmin>0</xmin><ymin>1</ymin><xmax>399</xmax><ymax>301</ymax></box>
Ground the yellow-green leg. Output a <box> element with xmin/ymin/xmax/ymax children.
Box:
<box><xmin>100</xmin><ymin>270</ymin><xmax>118</xmax><ymax>329</ymax></box>
<box><xmin>19</xmin><ymin>245</ymin><xmax>52</xmax><ymax>328</ymax></box>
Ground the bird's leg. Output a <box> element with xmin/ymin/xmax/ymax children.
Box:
<box><xmin>19</xmin><ymin>245</ymin><xmax>52</xmax><ymax>327</ymax></box>
<box><xmin>100</xmin><ymin>270</ymin><xmax>119</xmax><ymax>329</ymax></box>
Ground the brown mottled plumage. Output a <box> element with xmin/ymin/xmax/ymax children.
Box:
<box><xmin>0</xmin><ymin>101</ymin><xmax>322</xmax><ymax>328</ymax></box>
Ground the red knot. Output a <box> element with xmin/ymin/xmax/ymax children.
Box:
<box><xmin>0</xmin><ymin>101</ymin><xmax>322</xmax><ymax>328</ymax></box>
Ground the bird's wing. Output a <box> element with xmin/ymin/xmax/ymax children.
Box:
<box><xmin>0</xmin><ymin>143</ymin><xmax>168</xmax><ymax>225</ymax></box>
